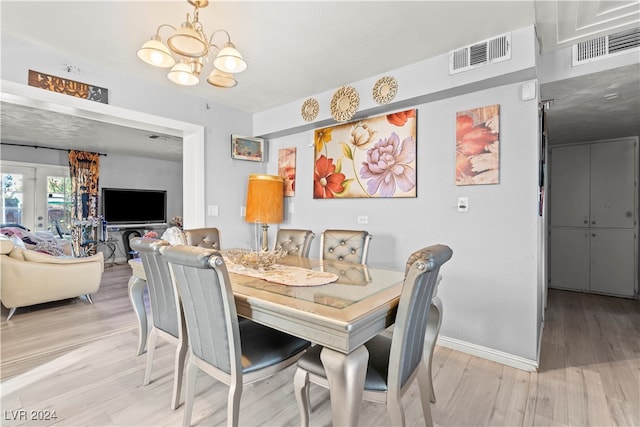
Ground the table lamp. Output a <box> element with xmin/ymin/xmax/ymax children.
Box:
<box><xmin>245</xmin><ymin>174</ymin><xmax>284</xmax><ymax>251</ymax></box>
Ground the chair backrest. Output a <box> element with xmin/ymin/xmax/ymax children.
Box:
<box><xmin>183</xmin><ymin>227</ymin><xmax>221</xmax><ymax>250</ymax></box>
<box><xmin>275</xmin><ymin>229</ymin><xmax>315</xmax><ymax>257</ymax></box>
<box><xmin>389</xmin><ymin>244</ymin><xmax>452</xmax><ymax>392</ymax></box>
<box><xmin>130</xmin><ymin>237</ymin><xmax>179</xmax><ymax>338</ymax></box>
<box><xmin>161</xmin><ymin>244</ymin><xmax>241</xmax><ymax>375</ymax></box>
<box><xmin>320</xmin><ymin>229</ymin><xmax>372</xmax><ymax>264</ymax></box>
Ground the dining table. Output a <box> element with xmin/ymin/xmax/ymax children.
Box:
<box><xmin>128</xmin><ymin>254</ymin><xmax>426</xmax><ymax>426</ymax></box>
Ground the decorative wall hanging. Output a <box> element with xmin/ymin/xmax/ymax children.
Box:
<box><xmin>330</xmin><ymin>86</ymin><xmax>359</xmax><ymax>122</ymax></box>
<box><xmin>314</xmin><ymin>108</ymin><xmax>417</xmax><ymax>199</ymax></box>
<box><xmin>278</xmin><ymin>147</ymin><xmax>297</xmax><ymax>197</ymax></box>
<box><xmin>301</xmin><ymin>98</ymin><xmax>319</xmax><ymax>122</ymax></box>
<box><xmin>231</xmin><ymin>134</ymin><xmax>265</xmax><ymax>162</ymax></box>
<box><xmin>28</xmin><ymin>70</ymin><xmax>108</xmax><ymax>104</ymax></box>
<box><xmin>372</xmin><ymin>76</ymin><xmax>397</xmax><ymax>105</ymax></box>
<box><xmin>68</xmin><ymin>150</ymin><xmax>100</xmax><ymax>256</ymax></box>
<box><xmin>456</xmin><ymin>104</ymin><xmax>500</xmax><ymax>185</ymax></box>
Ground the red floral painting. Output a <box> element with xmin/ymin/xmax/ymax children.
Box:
<box><xmin>313</xmin><ymin>109</ymin><xmax>417</xmax><ymax>198</ymax></box>
<box><xmin>456</xmin><ymin>104</ymin><xmax>500</xmax><ymax>185</ymax></box>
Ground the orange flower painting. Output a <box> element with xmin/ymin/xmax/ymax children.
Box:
<box><xmin>456</xmin><ymin>104</ymin><xmax>500</xmax><ymax>185</ymax></box>
<box><xmin>314</xmin><ymin>109</ymin><xmax>417</xmax><ymax>198</ymax></box>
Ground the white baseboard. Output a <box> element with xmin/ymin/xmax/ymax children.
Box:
<box><xmin>437</xmin><ymin>335</ymin><xmax>539</xmax><ymax>372</ymax></box>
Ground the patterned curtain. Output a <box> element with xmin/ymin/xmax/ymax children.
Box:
<box><xmin>69</xmin><ymin>150</ymin><xmax>100</xmax><ymax>256</ymax></box>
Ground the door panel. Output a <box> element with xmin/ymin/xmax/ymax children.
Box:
<box><xmin>550</xmin><ymin>145</ymin><xmax>590</xmax><ymax>227</ymax></box>
<box><xmin>590</xmin><ymin>140</ymin><xmax>636</xmax><ymax>228</ymax></box>
<box><xmin>590</xmin><ymin>228</ymin><xmax>636</xmax><ymax>297</ymax></box>
<box><xmin>549</xmin><ymin>227</ymin><xmax>589</xmax><ymax>291</ymax></box>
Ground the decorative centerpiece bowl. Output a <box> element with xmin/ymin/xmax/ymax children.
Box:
<box><xmin>225</xmin><ymin>248</ymin><xmax>287</xmax><ymax>270</ymax></box>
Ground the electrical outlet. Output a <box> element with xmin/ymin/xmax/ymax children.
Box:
<box><xmin>457</xmin><ymin>197</ymin><xmax>469</xmax><ymax>213</ymax></box>
<box><xmin>357</xmin><ymin>215</ymin><xmax>369</xmax><ymax>224</ymax></box>
<box><xmin>207</xmin><ymin>205</ymin><xmax>219</xmax><ymax>216</ymax></box>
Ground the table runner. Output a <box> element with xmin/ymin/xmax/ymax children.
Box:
<box><xmin>224</xmin><ymin>259</ymin><xmax>338</xmax><ymax>286</ymax></box>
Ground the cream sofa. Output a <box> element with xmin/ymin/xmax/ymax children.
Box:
<box><xmin>0</xmin><ymin>239</ymin><xmax>104</xmax><ymax>320</ymax></box>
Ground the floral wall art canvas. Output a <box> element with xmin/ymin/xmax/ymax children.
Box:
<box><xmin>456</xmin><ymin>104</ymin><xmax>500</xmax><ymax>185</ymax></box>
<box><xmin>314</xmin><ymin>109</ymin><xmax>417</xmax><ymax>199</ymax></box>
<box><xmin>278</xmin><ymin>147</ymin><xmax>297</xmax><ymax>197</ymax></box>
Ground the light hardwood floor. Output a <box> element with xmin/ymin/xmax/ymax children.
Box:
<box><xmin>1</xmin><ymin>264</ymin><xmax>638</xmax><ymax>426</ymax></box>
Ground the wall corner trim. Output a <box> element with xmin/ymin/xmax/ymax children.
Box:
<box><xmin>438</xmin><ymin>335</ymin><xmax>539</xmax><ymax>372</ymax></box>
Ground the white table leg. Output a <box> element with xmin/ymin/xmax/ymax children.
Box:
<box><xmin>128</xmin><ymin>275</ymin><xmax>148</xmax><ymax>356</ymax></box>
<box><xmin>320</xmin><ymin>345</ymin><xmax>368</xmax><ymax>427</ymax></box>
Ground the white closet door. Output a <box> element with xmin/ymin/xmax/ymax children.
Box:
<box><xmin>550</xmin><ymin>145</ymin><xmax>590</xmax><ymax>227</ymax></box>
<box><xmin>590</xmin><ymin>228</ymin><xmax>636</xmax><ymax>297</ymax></box>
<box><xmin>549</xmin><ymin>227</ymin><xmax>590</xmax><ymax>291</ymax></box>
<box><xmin>590</xmin><ymin>139</ymin><xmax>636</xmax><ymax>229</ymax></box>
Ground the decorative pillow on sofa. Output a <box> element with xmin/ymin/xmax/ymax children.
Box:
<box><xmin>0</xmin><ymin>226</ymin><xmax>66</xmax><ymax>256</ymax></box>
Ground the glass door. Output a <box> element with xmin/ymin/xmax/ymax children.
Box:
<box><xmin>1</xmin><ymin>164</ymin><xmax>36</xmax><ymax>230</ymax></box>
<box><xmin>1</xmin><ymin>162</ymin><xmax>71</xmax><ymax>234</ymax></box>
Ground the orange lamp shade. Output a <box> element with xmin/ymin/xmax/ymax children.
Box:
<box><xmin>245</xmin><ymin>174</ymin><xmax>284</xmax><ymax>224</ymax></box>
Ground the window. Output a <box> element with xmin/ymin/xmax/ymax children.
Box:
<box><xmin>47</xmin><ymin>176</ymin><xmax>73</xmax><ymax>236</ymax></box>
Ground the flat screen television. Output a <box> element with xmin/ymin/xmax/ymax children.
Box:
<box><xmin>101</xmin><ymin>188</ymin><xmax>167</xmax><ymax>226</ymax></box>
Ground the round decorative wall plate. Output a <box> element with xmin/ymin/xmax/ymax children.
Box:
<box><xmin>330</xmin><ymin>86</ymin><xmax>359</xmax><ymax>122</ymax></box>
<box><xmin>372</xmin><ymin>76</ymin><xmax>398</xmax><ymax>105</ymax></box>
<box><xmin>301</xmin><ymin>98</ymin><xmax>319</xmax><ymax>122</ymax></box>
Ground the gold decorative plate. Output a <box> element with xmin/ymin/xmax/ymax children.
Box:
<box><xmin>301</xmin><ymin>98</ymin><xmax>319</xmax><ymax>122</ymax></box>
<box><xmin>372</xmin><ymin>76</ymin><xmax>397</xmax><ymax>105</ymax></box>
<box><xmin>330</xmin><ymin>86</ymin><xmax>359</xmax><ymax>122</ymax></box>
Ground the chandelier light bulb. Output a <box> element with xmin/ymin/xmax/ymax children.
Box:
<box><xmin>167</xmin><ymin>62</ymin><xmax>199</xmax><ymax>86</ymax></box>
<box><xmin>137</xmin><ymin>36</ymin><xmax>176</xmax><ymax>68</ymax></box>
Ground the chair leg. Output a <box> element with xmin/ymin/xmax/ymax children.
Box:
<box><xmin>293</xmin><ymin>368</ymin><xmax>311</xmax><ymax>427</ymax></box>
<box><xmin>6</xmin><ymin>307</ymin><xmax>17</xmax><ymax>321</ymax></box>
<box><xmin>182</xmin><ymin>355</ymin><xmax>197</xmax><ymax>427</ymax></box>
<box><xmin>85</xmin><ymin>294</ymin><xmax>94</xmax><ymax>304</ymax></box>
<box><xmin>143</xmin><ymin>330</ymin><xmax>158</xmax><ymax>386</ymax></box>
<box><xmin>386</xmin><ymin>394</ymin><xmax>406</xmax><ymax>427</ymax></box>
<box><xmin>416</xmin><ymin>364</ymin><xmax>434</xmax><ymax>427</ymax></box>
<box><xmin>424</xmin><ymin>297</ymin><xmax>442</xmax><ymax>403</ymax></box>
<box><xmin>171</xmin><ymin>336</ymin><xmax>188</xmax><ymax>410</ymax></box>
<box><xmin>227</xmin><ymin>381</ymin><xmax>243</xmax><ymax>427</ymax></box>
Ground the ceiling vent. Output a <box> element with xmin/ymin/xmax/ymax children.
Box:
<box><xmin>449</xmin><ymin>33</ymin><xmax>511</xmax><ymax>74</ymax></box>
<box><xmin>572</xmin><ymin>27</ymin><xmax>640</xmax><ymax>66</ymax></box>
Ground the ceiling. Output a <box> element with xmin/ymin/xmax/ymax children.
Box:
<box><xmin>1</xmin><ymin>1</ymin><xmax>639</xmax><ymax>161</ymax></box>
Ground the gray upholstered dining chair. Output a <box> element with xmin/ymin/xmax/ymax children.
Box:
<box><xmin>130</xmin><ymin>237</ymin><xmax>187</xmax><ymax>411</ymax></box>
<box><xmin>183</xmin><ymin>227</ymin><xmax>221</xmax><ymax>250</ymax></box>
<box><xmin>160</xmin><ymin>244</ymin><xmax>311</xmax><ymax>427</ymax></box>
<box><xmin>320</xmin><ymin>229</ymin><xmax>372</xmax><ymax>264</ymax></box>
<box><xmin>293</xmin><ymin>244</ymin><xmax>453</xmax><ymax>427</ymax></box>
<box><xmin>274</xmin><ymin>228</ymin><xmax>315</xmax><ymax>257</ymax></box>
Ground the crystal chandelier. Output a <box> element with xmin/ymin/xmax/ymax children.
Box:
<box><xmin>136</xmin><ymin>0</ymin><xmax>247</xmax><ymax>88</ymax></box>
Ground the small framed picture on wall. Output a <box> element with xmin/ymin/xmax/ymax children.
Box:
<box><xmin>231</xmin><ymin>134</ymin><xmax>266</xmax><ymax>162</ymax></box>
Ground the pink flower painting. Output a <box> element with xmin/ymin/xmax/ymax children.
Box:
<box><xmin>456</xmin><ymin>104</ymin><xmax>500</xmax><ymax>185</ymax></box>
<box><xmin>313</xmin><ymin>109</ymin><xmax>417</xmax><ymax>198</ymax></box>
